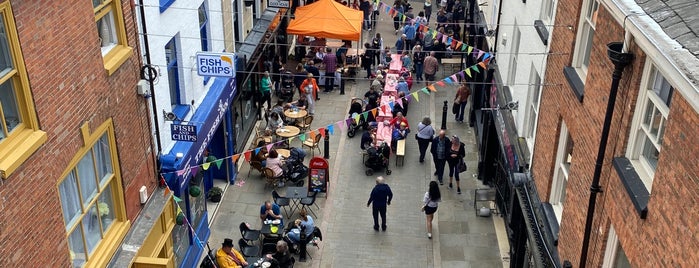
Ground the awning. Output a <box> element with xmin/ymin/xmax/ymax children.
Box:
<box><xmin>287</xmin><ymin>0</ymin><xmax>363</xmax><ymax>41</ymax></box>
<box><xmin>237</xmin><ymin>7</ymin><xmax>281</xmax><ymax>62</ymax></box>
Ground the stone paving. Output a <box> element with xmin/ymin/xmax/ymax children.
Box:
<box><xmin>206</xmin><ymin>1</ymin><xmax>509</xmax><ymax>267</ymax></box>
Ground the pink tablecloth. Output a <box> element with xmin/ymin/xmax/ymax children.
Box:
<box><xmin>378</xmin><ymin>96</ymin><xmax>396</xmax><ymax>117</ymax></box>
<box><xmin>376</xmin><ymin>123</ymin><xmax>392</xmax><ymax>146</ymax></box>
<box><xmin>382</xmin><ymin>74</ymin><xmax>399</xmax><ymax>98</ymax></box>
<box><xmin>389</xmin><ymin>54</ymin><xmax>403</xmax><ymax>72</ymax></box>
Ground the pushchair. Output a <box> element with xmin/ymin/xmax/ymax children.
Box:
<box><xmin>347</xmin><ymin>98</ymin><xmax>368</xmax><ymax>138</ymax></box>
<box><xmin>363</xmin><ymin>142</ymin><xmax>391</xmax><ymax>176</ymax></box>
<box><xmin>282</xmin><ymin>147</ymin><xmax>308</xmax><ymax>187</ymax></box>
<box><xmin>279</xmin><ymin>71</ymin><xmax>295</xmax><ymax>103</ymax></box>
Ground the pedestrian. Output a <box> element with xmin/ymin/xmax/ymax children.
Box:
<box><xmin>393</xmin><ymin>1</ymin><xmax>404</xmax><ymax>32</ymax></box>
<box><xmin>294</xmin><ymin>63</ymin><xmax>308</xmax><ymax>96</ymax></box>
<box><xmin>413</xmin><ymin>45</ymin><xmax>425</xmax><ymax>81</ymax></box>
<box><xmin>362</xmin><ymin>42</ymin><xmax>374</xmax><ymax>79</ymax></box>
<box><xmin>367</xmin><ymin>176</ymin><xmax>393</xmax><ymax>231</ymax></box>
<box><xmin>371</xmin><ymin>33</ymin><xmax>384</xmax><ymax>66</ymax></box>
<box><xmin>260</xmin><ymin>71</ymin><xmax>273</xmax><ymax>110</ymax></box>
<box><xmin>446</xmin><ymin>135</ymin><xmax>465</xmax><ymax>194</ymax></box>
<box><xmin>454</xmin><ymin>83</ymin><xmax>471</xmax><ymax>122</ymax></box>
<box><xmin>360</xmin><ymin>0</ymin><xmax>372</xmax><ymax>30</ymax></box>
<box><xmin>424</xmin><ymin>0</ymin><xmax>432</xmax><ymax>22</ymax></box>
<box><xmin>322</xmin><ymin>47</ymin><xmax>337</xmax><ymax>93</ymax></box>
<box><xmin>422</xmin><ymin>181</ymin><xmax>441</xmax><ymax>238</ymax></box>
<box><xmin>423</xmin><ymin>51</ymin><xmax>439</xmax><ymax>85</ymax></box>
<box><xmin>430</xmin><ymin>129</ymin><xmax>451</xmax><ymax>185</ymax></box>
<box><xmin>401</xmin><ymin>51</ymin><xmax>412</xmax><ymax>70</ymax></box>
<box><xmin>395</xmin><ymin>34</ymin><xmax>407</xmax><ymax>55</ymax></box>
<box><xmin>299</xmin><ymin>73</ymin><xmax>319</xmax><ymax>115</ymax></box>
<box><xmin>415</xmin><ymin>116</ymin><xmax>435</xmax><ymax>163</ymax></box>
<box><xmin>403</xmin><ymin>22</ymin><xmax>417</xmax><ymax>48</ymax></box>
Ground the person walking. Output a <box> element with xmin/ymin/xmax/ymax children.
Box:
<box><xmin>423</xmin><ymin>181</ymin><xmax>441</xmax><ymax>238</ymax></box>
<box><xmin>423</xmin><ymin>51</ymin><xmax>439</xmax><ymax>85</ymax></box>
<box><xmin>395</xmin><ymin>34</ymin><xmax>407</xmax><ymax>55</ymax></box>
<box><xmin>412</xmin><ymin>45</ymin><xmax>425</xmax><ymax>81</ymax></box>
<box><xmin>260</xmin><ymin>71</ymin><xmax>273</xmax><ymax>110</ymax></box>
<box><xmin>299</xmin><ymin>73</ymin><xmax>319</xmax><ymax>115</ymax></box>
<box><xmin>454</xmin><ymin>83</ymin><xmax>471</xmax><ymax>122</ymax></box>
<box><xmin>360</xmin><ymin>0</ymin><xmax>372</xmax><ymax>30</ymax></box>
<box><xmin>371</xmin><ymin>33</ymin><xmax>384</xmax><ymax>66</ymax></box>
<box><xmin>294</xmin><ymin>63</ymin><xmax>308</xmax><ymax>96</ymax></box>
<box><xmin>446</xmin><ymin>135</ymin><xmax>465</xmax><ymax>194</ymax></box>
<box><xmin>367</xmin><ymin>176</ymin><xmax>393</xmax><ymax>231</ymax></box>
<box><xmin>362</xmin><ymin>42</ymin><xmax>374</xmax><ymax>79</ymax></box>
<box><xmin>424</xmin><ymin>0</ymin><xmax>432</xmax><ymax>22</ymax></box>
<box><xmin>322</xmin><ymin>47</ymin><xmax>337</xmax><ymax>93</ymax></box>
<box><xmin>430</xmin><ymin>130</ymin><xmax>451</xmax><ymax>185</ymax></box>
<box><xmin>415</xmin><ymin>116</ymin><xmax>436</xmax><ymax>163</ymax></box>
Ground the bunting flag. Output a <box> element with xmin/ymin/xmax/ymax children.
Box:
<box><xmin>202</xmin><ymin>162</ymin><xmax>211</xmax><ymax>170</ymax></box>
<box><xmin>362</xmin><ymin>112</ymin><xmax>369</xmax><ymax>121</ymax></box>
<box><xmin>436</xmin><ymin>32</ymin><xmax>442</xmax><ymax>41</ymax></box>
<box><xmin>461</xmin><ymin>43</ymin><xmax>467</xmax><ymax>51</ymax></box>
<box><xmin>471</xmin><ymin>65</ymin><xmax>481</xmax><ymax>73</ymax></box>
<box><xmin>191</xmin><ymin>166</ymin><xmax>199</xmax><ymax>175</ymax></box>
<box><xmin>266</xmin><ymin>143</ymin><xmax>274</xmax><ymax>152</ymax></box>
<box><xmin>176</xmin><ymin>169</ymin><xmax>186</xmax><ymax>176</ymax></box>
<box><xmin>447</xmin><ymin>36</ymin><xmax>452</xmax><ymax>44</ymax></box>
<box><xmin>214</xmin><ymin>159</ymin><xmax>223</xmax><ymax>169</ymax></box>
<box><xmin>450</xmin><ymin>74</ymin><xmax>459</xmax><ymax>83</ymax></box>
<box><xmin>319</xmin><ymin>127</ymin><xmax>326</xmax><ymax>138</ymax></box>
<box><xmin>344</xmin><ymin>118</ymin><xmax>352</xmax><ymax>129</ymax></box>
<box><xmin>396</xmin><ymin>98</ymin><xmax>403</xmax><ymax>108</ymax></box>
<box><xmin>432</xmin><ymin>30</ymin><xmax>438</xmax><ymax>38</ymax></box>
<box><xmin>405</xmin><ymin>94</ymin><xmax>412</xmax><ymax>103</ymax></box>
<box><xmin>467</xmin><ymin>46</ymin><xmax>473</xmax><ymax>56</ymax></box>
<box><xmin>385</xmin><ymin>5</ymin><xmax>390</xmax><ymax>13</ymax></box>
<box><xmin>388</xmin><ymin>101</ymin><xmax>395</xmax><ymax>111</ymax></box>
<box><xmin>288</xmin><ymin>136</ymin><xmax>295</xmax><ymax>144</ymax></box>
<box><xmin>483</xmin><ymin>52</ymin><xmax>491</xmax><ymax>60</ymax></box>
<box><xmin>477</xmin><ymin>50</ymin><xmax>485</xmax><ymax>60</ymax></box>
<box><xmin>164</xmin><ymin>186</ymin><xmax>171</xmax><ymax>197</ymax></box>
<box><xmin>327</xmin><ymin>124</ymin><xmax>335</xmax><ymax>135</ymax></box>
<box><xmin>479</xmin><ymin>62</ymin><xmax>487</xmax><ymax>69</ymax></box>
<box><xmin>254</xmin><ymin>148</ymin><xmax>261</xmax><ymax>155</ymax></box>
<box><xmin>456</xmin><ymin>41</ymin><xmax>463</xmax><ymax>50</ymax></box>
<box><xmin>435</xmin><ymin>81</ymin><xmax>446</xmax><ymax>87</ymax></box>
<box><xmin>381</xmin><ymin>105</ymin><xmax>389</xmax><ymax>114</ymax></box>
<box><xmin>451</xmin><ymin>39</ymin><xmax>458</xmax><ymax>49</ymax></box>
<box><xmin>371</xmin><ymin>108</ymin><xmax>378</xmax><ymax>118</ymax></box>
<box><xmin>421</xmin><ymin>87</ymin><xmax>430</xmax><ymax>94</ymax></box>
<box><xmin>442</xmin><ymin>35</ymin><xmax>448</xmax><ymax>44</ymax></box>
<box><xmin>243</xmin><ymin>150</ymin><xmax>252</xmax><ymax>162</ymax></box>
<box><xmin>444</xmin><ymin>77</ymin><xmax>453</xmax><ymax>85</ymax></box>
<box><xmin>401</xmin><ymin>14</ymin><xmax>406</xmax><ymax>23</ymax></box>
<box><xmin>232</xmin><ymin>154</ymin><xmax>240</xmax><ymax>163</ymax></box>
<box><xmin>309</xmin><ymin>131</ymin><xmax>316</xmax><ymax>141</ymax></box>
<box><xmin>299</xmin><ymin>133</ymin><xmax>306</xmax><ymax>141</ymax></box>
<box><xmin>465</xmin><ymin>68</ymin><xmax>472</xmax><ymax>77</ymax></box>
<box><xmin>459</xmin><ymin>71</ymin><xmax>466</xmax><ymax>81</ymax></box>
<box><xmin>411</xmin><ymin>91</ymin><xmax>420</xmax><ymax>101</ymax></box>
<box><xmin>173</xmin><ymin>195</ymin><xmax>182</xmax><ymax>203</ymax></box>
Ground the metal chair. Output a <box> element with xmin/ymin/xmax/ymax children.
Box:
<box><xmin>263</xmin><ymin>168</ymin><xmax>281</xmax><ymax>189</ymax></box>
<box><xmin>299</xmin><ymin>192</ymin><xmax>319</xmax><ymax>218</ymax></box>
<box><xmin>238</xmin><ymin>238</ymin><xmax>260</xmax><ymax>258</ymax></box>
<box><xmin>295</xmin><ymin>115</ymin><xmax>314</xmax><ymax>132</ymax></box>
<box><xmin>302</xmin><ymin>134</ymin><xmax>322</xmax><ymax>156</ymax></box>
<box><xmin>247</xmin><ymin>161</ymin><xmax>265</xmax><ymax>179</ymax></box>
<box><xmin>239</xmin><ymin>222</ymin><xmax>261</xmax><ymax>244</ymax></box>
<box><xmin>272</xmin><ymin>190</ymin><xmax>292</xmax><ymax>217</ymax></box>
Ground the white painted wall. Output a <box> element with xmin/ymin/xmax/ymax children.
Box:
<box><xmin>490</xmin><ymin>0</ymin><xmax>556</xmax><ymax>156</ymax></box>
<box><xmin>140</xmin><ymin>0</ymin><xmax>226</xmax><ymax>153</ymax></box>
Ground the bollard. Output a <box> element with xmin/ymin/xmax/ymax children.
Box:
<box><xmin>441</xmin><ymin>100</ymin><xmax>448</xmax><ymax>130</ymax></box>
<box><xmin>340</xmin><ymin>74</ymin><xmax>346</xmax><ymax>95</ymax></box>
<box><xmin>324</xmin><ymin>134</ymin><xmax>330</xmax><ymax>159</ymax></box>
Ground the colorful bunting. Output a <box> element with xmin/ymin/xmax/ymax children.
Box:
<box><xmin>191</xmin><ymin>166</ymin><xmax>199</xmax><ymax>175</ymax></box>
<box><xmin>435</xmin><ymin>81</ymin><xmax>446</xmax><ymax>87</ymax></box>
<box><xmin>444</xmin><ymin>77</ymin><xmax>453</xmax><ymax>85</ymax></box>
<box><xmin>214</xmin><ymin>159</ymin><xmax>223</xmax><ymax>169</ymax></box>
<box><xmin>232</xmin><ymin>154</ymin><xmax>240</xmax><ymax>163</ymax></box>
<box><xmin>202</xmin><ymin>162</ymin><xmax>211</xmax><ymax>170</ymax></box>
<box><xmin>471</xmin><ymin>65</ymin><xmax>480</xmax><ymax>73</ymax></box>
<box><xmin>478</xmin><ymin>62</ymin><xmax>487</xmax><ymax>69</ymax></box>
<box><xmin>327</xmin><ymin>124</ymin><xmax>335</xmax><ymax>135</ymax></box>
<box><xmin>483</xmin><ymin>52</ymin><xmax>491</xmax><ymax>60</ymax></box>
<box><xmin>388</xmin><ymin>101</ymin><xmax>395</xmax><ymax>111</ymax></box>
<box><xmin>299</xmin><ymin>133</ymin><xmax>306</xmax><ymax>141</ymax></box>
<box><xmin>243</xmin><ymin>151</ymin><xmax>252</xmax><ymax>162</ymax></box>
<box><xmin>266</xmin><ymin>143</ymin><xmax>274</xmax><ymax>152</ymax></box>
<box><xmin>254</xmin><ymin>148</ymin><xmax>261</xmax><ymax>155</ymax></box>
<box><xmin>421</xmin><ymin>87</ymin><xmax>430</xmax><ymax>94</ymax></box>
<box><xmin>467</xmin><ymin>46</ymin><xmax>473</xmax><ymax>54</ymax></box>
<box><xmin>461</xmin><ymin>44</ymin><xmax>467</xmax><ymax>51</ymax></box>
<box><xmin>371</xmin><ymin>108</ymin><xmax>378</xmax><ymax>118</ymax></box>
<box><xmin>450</xmin><ymin>74</ymin><xmax>459</xmax><ymax>83</ymax></box>
<box><xmin>459</xmin><ymin>71</ymin><xmax>466</xmax><ymax>81</ymax></box>
<box><xmin>411</xmin><ymin>91</ymin><xmax>420</xmax><ymax>101</ymax></box>
<box><xmin>477</xmin><ymin>50</ymin><xmax>485</xmax><ymax>60</ymax></box>
<box><xmin>319</xmin><ymin>127</ymin><xmax>326</xmax><ymax>138</ymax></box>
<box><xmin>465</xmin><ymin>68</ymin><xmax>471</xmax><ymax>77</ymax></box>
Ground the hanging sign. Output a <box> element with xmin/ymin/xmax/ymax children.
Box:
<box><xmin>268</xmin><ymin>0</ymin><xmax>290</xmax><ymax>8</ymax></box>
<box><xmin>171</xmin><ymin>124</ymin><xmax>198</xmax><ymax>142</ymax></box>
<box><xmin>196</xmin><ymin>52</ymin><xmax>236</xmax><ymax>77</ymax></box>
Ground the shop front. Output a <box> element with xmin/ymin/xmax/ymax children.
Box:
<box><xmin>160</xmin><ymin>75</ymin><xmax>237</xmax><ymax>268</ymax></box>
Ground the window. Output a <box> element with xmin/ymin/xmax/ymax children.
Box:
<box><xmin>0</xmin><ymin>3</ymin><xmax>46</xmax><ymax>179</ymax></box>
<box><xmin>58</xmin><ymin>120</ymin><xmax>128</xmax><ymax>268</ymax></box>
<box><xmin>626</xmin><ymin>63</ymin><xmax>673</xmax><ymax>191</ymax></box>
<box><xmin>550</xmin><ymin>121</ymin><xmax>573</xmax><ymax>222</ymax></box>
<box><xmin>508</xmin><ymin>23</ymin><xmax>521</xmax><ymax>86</ymax></box>
<box><xmin>93</xmin><ymin>0</ymin><xmax>133</xmax><ymax>75</ymax></box>
<box><xmin>199</xmin><ymin>3</ymin><xmax>211</xmax><ymax>85</ymax></box>
<box><xmin>525</xmin><ymin>67</ymin><xmax>542</xmax><ymax>140</ymax></box>
<box><xmin>159</xmin><ymin>0</ymin><xmax>176</xmax><ymax>13</ymax></box>
<box><xmin>602</xmin><ymin>226</ymin><xmax>632</xmax><ymax>268</ymax></box>
<box><xmin>572</xmin><ymin>0</ymin><xmax>598</xmax><ymax>80</ymax></box>
<box><xmin>165</xmin><ymin>37</ymin><xmax>181</xmax><ymax>107</ymax></box>
<box><xmin>541</xmin><ymin>0</ymin><xmax>555</xmax><ymax>21</ymax></box>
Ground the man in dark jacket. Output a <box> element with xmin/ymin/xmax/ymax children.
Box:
<box><xmin>367</xmin><ymin>176</ymin><xmax>393</xmax><ymax>231</ymax></box>
<box><xmin>430</xmin><ymin>129</ymin><xmax>451</xmax><ymax>185</ymax></box>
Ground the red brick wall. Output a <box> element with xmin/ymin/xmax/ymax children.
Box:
<box><xmin>0</xmin><ymin>0</ymin><xmax>155</xmax><ymax>266</ymax></box>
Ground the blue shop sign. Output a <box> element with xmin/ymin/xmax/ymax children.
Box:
<box><xmin>171</xmin><ymin>124</ymin><xmax>198</xmax><ymax>142</ymax></box>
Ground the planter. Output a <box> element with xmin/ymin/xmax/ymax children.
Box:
<box><xmin>207</xmin><ymin>186</ymin><xmax>223</xmax><ymax>203</ymax></box>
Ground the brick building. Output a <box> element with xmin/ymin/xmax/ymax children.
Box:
<box><xmin>532</xmin><ymin>0</ymin><xmax>699</xmax><ymax>266</ymax></box>
<box><xmin>0</xmin><ymin>0</ymin><xmax>158</xmax><ymax>267</ymax></box>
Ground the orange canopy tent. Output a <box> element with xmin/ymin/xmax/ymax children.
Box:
<box><xmin>287</xmin><ymin>0</ymin><xmax>363</xmax><ymax>41</ymax></box>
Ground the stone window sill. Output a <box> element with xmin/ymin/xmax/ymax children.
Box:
<box><xmin>613</xmin><ymin>157</ymin><xmax>649</xmax><ymax>219</ymax></box>
<box><xmin>563</xmin><ymin>66</ymin><xmax>584</xmax><ymax>102</ymax></box>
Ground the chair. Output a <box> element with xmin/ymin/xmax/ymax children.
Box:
<box><xmin>299</xmin><ymin>227</ymin><xmax>322</xmax><ymax>261</ymax></box>
<box><xmin>263</xmin><ymin>168</ymin><xmax>280</xmax><ymax>189</ymax></box>
<box><xmin>239</xmin><ymin>222</ymin><xmax>261</xmax><ymax>244</ymax></box>
<box><xmin>261</xmin><ymin>243</ymin><xmax>277</xmax><ymax>256</ymax></box>
<box><xmin>272</xmin><ymin>190</ymin><xmax>292</xmax><ymax>217</ymax></box>
<box><xmin>238</xmin><ymin>238</ymin><xmax>260</xmax><ymax>258</ymax></box>
<box><xmin>299</xmin><ymin>192</ymin><xmax>318</xmax><ymax>218</ymax></box>
<box><xmin>302</xmin><ymin>134</ymin><xmax>322</xmax><ymax>157</ymax></box>
<box><xmin>295</xmin><ymin>115</ymin><xmax>314</xmax><ymax>132</ymax></box>
<box><xmin>247</xmin><ymin>161</ymin><xmax>265</xmax><ymax>179</ymax></box>
<box><xmin>254</xmin><ymin>124</ymin><xmax>273</xmax><ymax>146</ymax></box>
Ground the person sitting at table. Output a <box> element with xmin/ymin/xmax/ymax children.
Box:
<box><xmin>260</xmin><ymin>201</ymin><xmax>284</xmax><ymax>225</ymax></box>
<box><xmin>266</xmin><ymin>149</ymin><xmax>285</xmax><ymax>179</ymax></box>
<box><xmin>388</xmin><ymin>112</ymin><xmax>410</xmax><ymax>130</ymax></box>
<box><xmin>216</xmin><ymin>238</ymin><xmax>249</xmax><ymax>268</ymax></box>
<box><xmin>265</xmin><ymin>240</ymin><xmax>294</xmax><ymax>268</ymax></box>
<box><xmin>285</xmin><ymin>97</ymin><xmax>307</xmax><ymax>111</ymax></box>
<box><xmin>364</xmin><ymin>86</ymin><xmax>380</xmax><ymax>108</ymax></box>
<box><xmin>396</xmin><ymin>76</ymin><xmax>410</xmax><ymax>96</ymax></box>
<box><xmin>266</xmin><ymin>112</ymin><xmax>284</xmax><ymax>132</ymax></box>
<box><xmin>271</xmin><ymin>100</ymin><xmax>285</xmax><ymax>118</ymax></box>
<box><xmin>371</xmin><ymin>74</ymin><xmax>383</xmax><ymax>92</ymax></box>
<box><xmin>360</xmin><ymin>124</ymin><xmax>378</xmax><ymax>150</ymax></box>
<box><xmin>285</xmin><ymin>209</ymin><xmax>315</xmax><ymax>250</ymax></box>
<box><xmin>313</xmin><ymin>47</ymin><xmax>325</xmax><ymax>65</ymax></box>
<box><xmin>391</xmin><ymin>122</ymin><xmax>409</xmax><ymax>151</ymax></box>
<box><xmin>252</xmin><ymin>140</ymin><xmax>269</xmax><ymax>167</ymax></box>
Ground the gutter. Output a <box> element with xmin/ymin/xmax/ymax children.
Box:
<box><xmin>602</xmin><ymin>0</ymin><xmax>699</xmax><ymax>113</ymax></box>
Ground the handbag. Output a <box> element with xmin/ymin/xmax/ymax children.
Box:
<box><xmin>458</xmin><ymin>160</ymin><xmax>467</xmax><ymax>173</ymax></box>
<box><xmin>415</xmin><ymin>125</ymin><xmax>426</xmax><ymax>140</ymax></box>
<box><xmin>452</xmin><ymin>102</ymin><xmax>459</xmax><ymax>114</ymax></box>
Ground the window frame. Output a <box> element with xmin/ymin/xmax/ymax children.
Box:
<box><xmin>602</xmin><ymin>226</ymin><xmax>632</xmax><ymax>267</ymax></box>
<box><xmin>540</xmin><ymin>0</ymin><xmax>555</xmax><ymax>21</ymax></box>
<box><xmin>199</xmin><ymin>2</ymin><xmax>211</xmax><ymax>85</ymax></box>
<box><xmin>525</xmin><ymin>66</ymin><xmax>542</xmax><ymax>141</ymax></box>
<box><xmin>550</xmin><ymin>121</ymin><xmax>572</xmax><ymax>222</ymax></box>
<box><xmin>57</xmin><ymin>119</ymin><xmax>130</xmax><ymax>268</ymax></box>
<box><xmin>508</xmin><ymin>22</ymin><xmax>521</xmax><ymax>87</ymax></box>
<box><xmin>625</xmin><ymin>62</ymin><xmax>673</xmax><ymax>192</ymax></box>
<box><xmin>93</xmin><ymin>0</ymin><xmax>133</xmax><ymax>75</ymax></box>
<box><xmin>0</xmin><ymin>2</ymin><xmax>46</xmax><ymax>179</ymax></box>
<box><xmin>571</xmin><ymin>0</ymin><xmax>599</xmax><ymax>81</ymax></box>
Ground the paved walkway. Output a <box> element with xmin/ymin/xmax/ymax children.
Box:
<box><xmin>207</xmin><ymin>1</ymin><xmax>509</xmax><ymax>267</ymax></box>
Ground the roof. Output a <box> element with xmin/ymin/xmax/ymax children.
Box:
<box><xmin>636</xmin><ymin>0</ymin><xmax>699</xmax><ymax>56</ymax></box>
<box><xmin>287</xmin><ymin>0</ymin><xmax>363</xmax><ymax>41</ymax></box>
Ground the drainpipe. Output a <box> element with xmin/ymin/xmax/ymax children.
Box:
<box><xmin>138</xmin><ymin>1</ymin><xmax>163</xmax><ymax>174</ymax></box>
<box><xmin>579</xmin><ymin>41</ymin><xmax>633</xmax><ymax>267</ymax></box>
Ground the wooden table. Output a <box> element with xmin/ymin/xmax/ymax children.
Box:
<box><xmin>277</xmin><ymin>149</ymin><xmax>291</xmax><ymax>158</ymax></box>
<box><xmin>284</xmin><ymin>109</ymin><xmax>307</xmax><ymax>120</ymax></box>
<box><xmin>441</xmin><ymin>58</ymin><xmax>461</xmax><ymax>76</ymax></box>
<box><xmin>346</xmin><ymin>48</ymin><xmax>365</xmax><ymax>57</ymax></box>
<box><xmin>276</xmin><ymin>126</ymin><xmax>300</xmax><ymax>138</ymax></box>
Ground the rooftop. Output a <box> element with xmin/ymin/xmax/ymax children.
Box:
<box><xmin>635</xmin><ymin>0</ymin><xmax>699</xmax><ymax>57</ymax></box>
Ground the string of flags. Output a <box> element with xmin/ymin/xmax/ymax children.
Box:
<box><xmin>159</xmin><ymin>58</ymin><xmax>492</xmax><ymax>178</ymax></box>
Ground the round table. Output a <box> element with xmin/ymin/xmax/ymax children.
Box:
<box><xmin>276</xmin><ymin>149</ymin><xmax>291</xmax><ymax>158</ymax></box>
<box><xmin>275</xmin><ymin>126</ymin><xmax>300</xmax><ymax>138</ymax></box>
<box><xmin>284</xmin><ymin>109</ymin><xmax>308</xmax><ymax>120</ymax></box>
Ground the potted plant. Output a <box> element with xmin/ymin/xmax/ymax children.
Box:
<box><xmin>189</xmin><ymin>185</ymin><xmax>202</xmax><ymax>197</ymax></box>
<box><xmin>207</xmin><ymin>186</ymin><xmax>223</xmax><ymax>203</ymax></box>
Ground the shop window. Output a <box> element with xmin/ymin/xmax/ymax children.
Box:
<box><xmin>525</xmin><ymin>66</ymin><xmax>541</xmax><ymax>141</ymax></box>
<box><xmin>0</xmin><ymin>3</ymin><xmax>46</xmax><ymax>179</ymax></box>
<box><xmin>626</xmin><ymin>63</ymin><xmax>673</xmax><ymax>192</ymax></box>
<box><xmin>571</xmin><ymin>0</ymin><xmax>598</xmax><ymax>81</ymax></box>
<box><xmin>602</xmin><ymin>226</ymin><xmax>632</xmax><ymax>267</ymax></box>
<box><xmin>93</xmin><ymin>0</ymin><xmax>133</xmax><ymax>75</ymax></box>
<box><xmin>58</xmin><ymin>120</ymin><xmax>128</xmax><ymax>268</ymax></box>
<box><xmin>550</xmin><ymin>121</ymin><xmax>573</xmax><ymax>222</ymax></box>
<box><xmin>171</xmin><ymin>195</ymin><xmax>189</xmax><ymax>266</ymax></box>
<box><xmin>508</xmin><ymin>22</ymin><xmax>520</xmax><ymax>87</ymax></box>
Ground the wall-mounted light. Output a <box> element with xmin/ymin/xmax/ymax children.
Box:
<box><xmin>175</xmin><ymin>153</ymin><xmax>184</xmax><ymax>161</ymax></box>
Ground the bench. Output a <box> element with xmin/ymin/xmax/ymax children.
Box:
<box><xmin>441</xmin><ymin>58</ymin><xmax>461</xmax><ymax>76</ymax></box>
<box><xmin>395</xmin><ymin>139</ymin><xmax>406</xmax><ymax>166</ymax></box>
